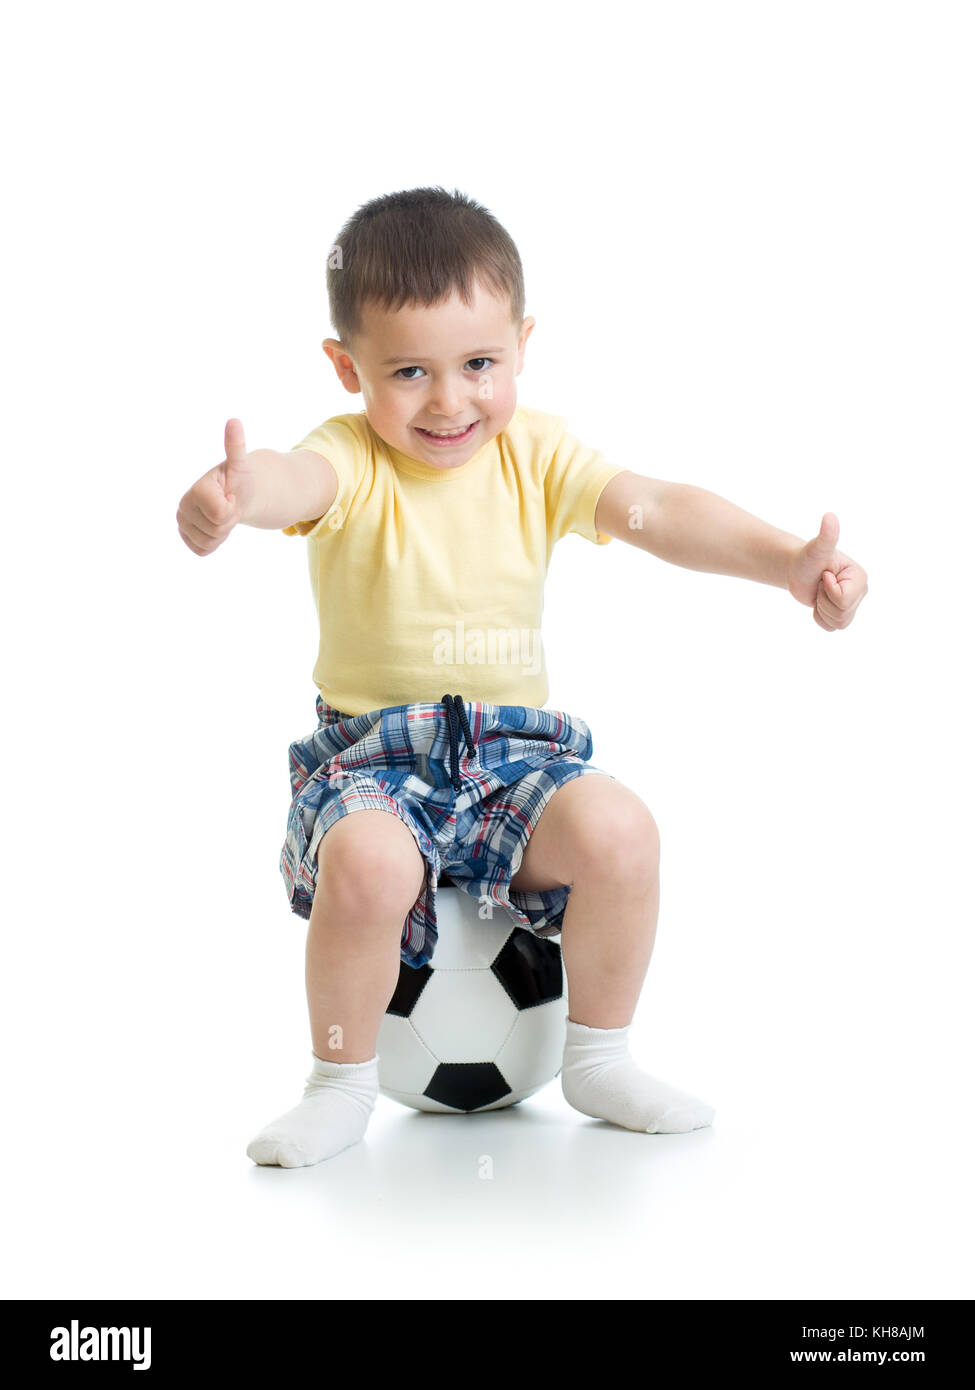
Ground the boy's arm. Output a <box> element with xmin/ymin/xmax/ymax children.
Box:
<box><xmin>240</xmin><ymin>448</ymin><xmax>339</xmax><ymax>530</ymax></box>
<box><xmin>595</xmin><ymin>471</ymin><xmax>803</xmax><ymax>587</ymax></box>
<box><xmin>595</xmin><ymin>470</ymin><xmax>868</xmax><ymax>630</ymax></box>
<box><xmin>177</xmin><ymin>421</ymin><xmax>340</xmax><ymax>557</ymax></box>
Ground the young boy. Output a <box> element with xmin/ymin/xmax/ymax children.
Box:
<box><xmin>177</xmin><ymin>187</ymin><xmax>868</xmax><ymax>1169</ymax></box>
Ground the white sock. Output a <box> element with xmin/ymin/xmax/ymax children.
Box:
<box><xmin>560</xmin><ymin>1018</ymin><xmax>715</xmax><ymax>1134</ymax></box>
<box><xmin>246</xmin><ymin>1053</ymin><xmax>379</xmax><ymax>1168</ymax></box>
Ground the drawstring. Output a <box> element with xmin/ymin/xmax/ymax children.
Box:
<box><xmin>441</xmin><ymin>693</ymin><xmax>476</xmax><ymax>791</ymax></box>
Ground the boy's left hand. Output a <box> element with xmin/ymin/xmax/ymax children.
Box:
<box><xmin>786</xmin><ymin>513</ymin><xmax>868</xmax><ymax>631</ymax></box>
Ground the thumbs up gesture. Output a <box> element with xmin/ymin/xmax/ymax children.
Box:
<box><xmin>786</xmin><ymin>513</ymin><xmax>868</xmax><ymax>631</ymax></box>
<box><xmin>176</xmin><ymin>419</ymin><xmax>256</xmax><ymax>556</ymax></box>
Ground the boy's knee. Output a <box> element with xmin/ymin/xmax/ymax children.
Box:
<box><xmin>578</xmin><ymin>802</ymin><xmax>660</xmax><ymax>884</ymax></box>
<box><xmin>315</xmin><ymin>810</ymin><xmax>426</xmax><ymax>907</ymax></box>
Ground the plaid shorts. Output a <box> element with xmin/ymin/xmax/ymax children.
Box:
<box><xmin>279</xmin><ymin>693</ymin><xmax>617</xmax><ymax>968</ymax></box>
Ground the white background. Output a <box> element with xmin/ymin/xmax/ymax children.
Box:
<box><xmin>2</xmin><ymin>0</ymin><xmax>972</xmax><ymax>1301</ymax></box>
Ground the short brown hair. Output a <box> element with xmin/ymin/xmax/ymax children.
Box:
<box><xmin>326</xmin><ymin>186</ymin><xmax>525</xmax><ymax>351</ymax></box>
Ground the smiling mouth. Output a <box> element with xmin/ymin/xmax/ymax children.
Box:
<box><xmin>415</xmin><ymin>422</ymin><xmax>478</xmax><ymax>444</ymax></box>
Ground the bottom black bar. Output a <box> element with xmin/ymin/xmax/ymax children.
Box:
<box><xmin>3</xmin><ymin>1299</ymin><xmax>970</xmax><ymax>1376</ymax></box>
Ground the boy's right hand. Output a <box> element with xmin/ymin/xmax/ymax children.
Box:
<box><xmin>176</xmin><ymin>419</ymin><xmax>255</xmax><ymax>556</ymax></box>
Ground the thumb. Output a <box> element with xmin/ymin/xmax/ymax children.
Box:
<box><xmin>223</xmin><ymin>418</ymin><xmax>250</xmax><ymax>496</ymax></box>
<box><xmin>807</xmin><ymin>511</ymin><xmax>840</xmax><ymax>556</ymax></box>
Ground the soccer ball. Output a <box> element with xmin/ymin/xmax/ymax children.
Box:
<box><xmin>377</xmin><ymin>885</ymin><xmax>568</xmax><ymax>1113</ymax></box>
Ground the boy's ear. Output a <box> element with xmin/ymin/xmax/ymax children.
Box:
<box><xmin>322</xmin><ymin>337</ymin><xmax>361</xmax><ymax>394</ymax></box>
<box><xmin>515</xmin><ymin>316</ymin><xmax>536</xmax><ymax>374</ymax></box>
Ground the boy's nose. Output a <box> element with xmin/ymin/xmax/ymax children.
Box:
<box><xmin>426</xmin><ymin>386</ymin><xmax>467</xmax><ymax>417</ymax></box>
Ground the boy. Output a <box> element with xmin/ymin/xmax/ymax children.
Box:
<box><xmin>176</xmin><ymin>187</ymin><xmax>868</xmax><ymax>1169</ymax></box>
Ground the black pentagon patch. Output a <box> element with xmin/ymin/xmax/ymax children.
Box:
<box><xmin>492</xmin><ymin>931</ymin><xmax>563</xmax><ymax>1009</ymax></box>
<box><xmin>385</xmin><ymin>961</ymin><xmax>433</xmax><ymax>1017</ymax></box>
<box><xmin>424</xmin><ymin>1063</ymin><xmax>511</xmax><ymax>1112</ymax></box>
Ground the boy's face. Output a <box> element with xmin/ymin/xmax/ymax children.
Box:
<box><xmin>322</xmin><ymin>280</ymin><xmax>535</xmax><ymax>468</ymax></box>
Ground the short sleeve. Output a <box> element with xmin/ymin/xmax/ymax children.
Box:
<box><xmin>543</xmin><ymin>418</ymin><xmax>628</xmax><ymax>546</ymax></box>
<box><xmin>281</xmin><ymin>416</ymin><xmax>368</xmax><ymax>538</ymax></box>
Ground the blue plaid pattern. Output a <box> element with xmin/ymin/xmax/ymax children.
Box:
<box><xmin>280</xmin><ymin>694</ymin><xmax>616</xmax><ymax>968</ymax></box>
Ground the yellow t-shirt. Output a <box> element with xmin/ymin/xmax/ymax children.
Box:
<box><xmin>282</xmin><ymin>404</ymin><xmax>626</xmax><ymax>715</ymax></box>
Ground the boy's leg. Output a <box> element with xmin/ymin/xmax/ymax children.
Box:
<box><xmin>509</xmin><ymin>775</ymin><xmax>659</xmax><ymax>1029</ymax></box>
<box><xmin>248</xmin><ymin>810</ymin><xmax>427</xmax><ymax>1168</ymax></box>
<box><xmin>306</xmin><ymin>810</ymin><xmax>427</xmax><ymax>1062</ymax></box>
<box><xmin>508</xmin><ymin>774</ymin><xmax>715</xmax><ymax>1134</ymax></box>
